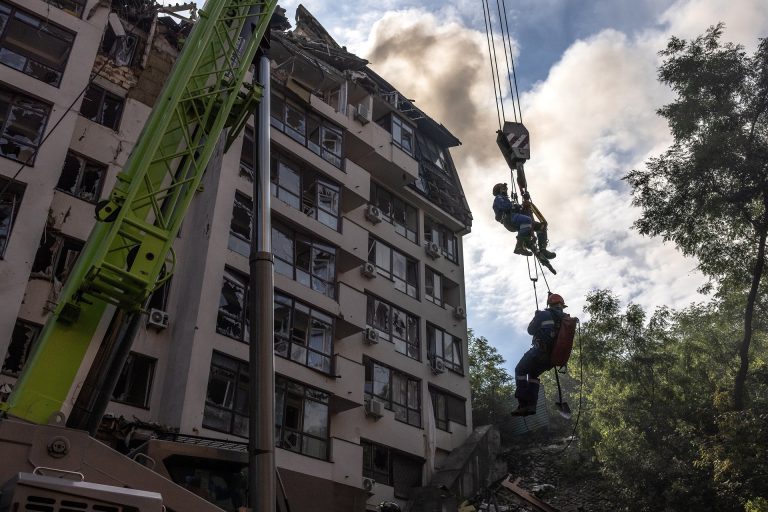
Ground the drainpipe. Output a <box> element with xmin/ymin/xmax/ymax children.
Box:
<box><xmin>248</xmin><ymin>47</ymin><xmax>275</xmax><ymax>512</ymax></box>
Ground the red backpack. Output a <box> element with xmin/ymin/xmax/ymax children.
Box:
<box><xmin>550</xmin><ymin>315</ymin><xmax>577</xmax><ymax>367</ymax></box>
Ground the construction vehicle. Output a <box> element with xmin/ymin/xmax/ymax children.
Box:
<box><xmin>0</xmin><ymin>0</ymin><xmax>279</xmax><ymax>510</ymax></box>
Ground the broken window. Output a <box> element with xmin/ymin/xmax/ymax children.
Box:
<box><xmin>368</xmin><ymin>237</ymin><xmax>418</xmax><ymax>299</ymax></box>
<box><xmin>56</xmin><ymin>151</ymin><xmax>106</xmax><ymax>203</ymax></box>
<box><xmin>272</xmin><ymin>222</ymin><xmax>336</xmax><ymax>299</ymax></box>
<box><xmin>0</xmin><ymin>84</ymin><xmax>51</xmax><ymax>164</ymax></box>
<box><xmin>366</xmin><ymin>294</ymin><xmax>420</xmax><ymax>360</ymax></box>
<box><xmin>427</xmin><ymin>324</ymin><xmax>463</xmax><ymax>375</ymax></box>
<box><xmin>370</xmin><ymin>182</ymin><xmax>418</xmax><ymax>243</ymax></box>
<box><xmin>364</xmin><ymin>358</ymin><xmax>421</xmax><ymax>427</ymax></box>
<box><xmin>271</xmin><ymin>151</ymin><xmax>342</xmax><ymax>231</ymax></box>
<box><xmin>0</xmin><ymin>2</ymin><xmax>75</xmax><ymax>87</ymax></box>
<box><xmin>429</xmin><ymin>386</ymin><xmax>466</xmax><ymax>431</ymax></box>
<box><xmin>239</xmin><ymin>126</ymin><xmax>254</xmax><ymax>181</ymax></box>
<box><xmin>425</xmin><ymin>216</ymin><xmax>458</xmax><ymax>264</ymax></box>
<box><xmin>228</xmin><ymin>191</ymin><xmax>252</xmax><ymax>257</ymax></box>
<box><xmin>2</xmin><ymin>318</ymin><xmax>41</xmax><ymax>377</ymax></box>
<box><xmin>47</xmin><ymin>0</ymin><xmax>86</xmax><ymax>17</ymax></box>
<box><xmin>101</xmin><ymin>23</ymin><xmax>139</xmax><ymax>67</ymax></box>
<box><xmin>0</xmin><ymin>176</ymin><xmax>24</xmax><ymax>258</ymax></box>
<box><xmin>274</xmin><ymin>292</ymin><xmax>333</xmax><ymax>374</ymax></box>
<box><xmin>425</xmin><ymin>267</ymin><xmax>443</xmax><ymax>306</ymax></box>
<box><xmin>203</xmin><ymin>351</ymin><xmax>250</xmax><ymax>437</ymax></box>
<box><xmin>392</xmin><ymin>115</ymin><xmax>415</xmax><ymax>156</ymax></box>
<box><xmin>112</xmin><ymin>352</ymin><xmax>155</xmax><ymax>408</ymax></box>
<box><xmin>30</xmin><ymin>232</ymin><xmax>83</xmax><ymax>283</ymax></box>
<box><xmin>80</xmin><ymin>84</ymin><xmax>124</xmax><ymax>131</ymax></box>
<box><xmin>271</xmin><ymin>89</ymin><xmax>344</xmax><ymax>168</ymax></box>
<box><xmin>275</xmin><ymin>375</ymin><xmax>329</xmax><ymax>459</ymax></box>
<box><xmin>147</xmin><ymin>276</ymin><xmax>172</xmax><ymax>311</ymax></box>
<box><xmin>216</xmin><ymin>267</ymin><xmax>249</xmax><ymax>343</ymax></box>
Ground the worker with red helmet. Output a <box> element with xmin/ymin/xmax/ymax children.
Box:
<box><xmin>491</xmin><ymin>183</ymin><xmax>556</xmax><ymax>272</ymax></box>
<box><xmin>511</xmin><ymin>293</ymin><xmax>568</xmax><ymax>416</ymax></box>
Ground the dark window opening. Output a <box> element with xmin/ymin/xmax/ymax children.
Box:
<box><xmin>272</xmin><ymin>222</ymin><xmax>336</xmax><ymax>299</ymax></box>
<box><xmin>2</xmin><ymin>318</ymin><xmax>41</xmax><ymax>377</ymax></box>
<box><xmin>80</xmin><ymin>84</ymin><xmax>124</xmax><ymax>130</ymax></box>
<box><xmin>239</xmin><ymin>127</ymin><xmax>254</xmax><ymax>181</ymax></box>
<box><xmin>164</xmin><ymin>454</ymin><xmax>248</xmax><ymax>512</ymax></box>
<box><xmin>366</xmin><ymin>294</ymin><xmax>419</xmax><ymax>360</ymax></box>
<box><xmin>0</xmin><ymin>2</ymin><xmax>74</xmax><ymax>86</ymax></box>
<box><xmin>274</xmin><ymin>292</ymin><xmax>334</xmax><ymax>374</ymax></box>
<box><xmin>370</xmin><ymin>182</ymin><xmax>418</xmax><ymax>243</ymax></box>
<box><xmin>30</xmin><ymin>233</ymin><xmax>83</xmax><ymax>283</ymax></box>
<box><xmin>101</xmin><ymin>24</ymin><xmax>139</xmax><ymax>67</ymax></box>
<box><xmin>228</xmin><ymin>191</ymin><xmax>252</xmax><ymax>257</ymax></box>
<box><xmin>216</xmin><ymin>268</ymin><xmax>249</xmax><ymax>343</ymax></box>
<box><xmin>364</xmin><ymin>358</ymin><xmax>421</xmax><ymax>427</ymax></box>
<box><xmin>425</xmin><ymin>216</ymin><xmax>458</xmax><ymax>264</ymax></box>
<box><xmin>147</xmin><ymin>276</ymin><xmax>172</xmax><ymax>312</ymax></box>
<box><xmin>56</xmin><ymin>151</ymin><xmax>106</xmax><ymax>203</ymax></box>
<box><xmin>0</xmin><ymin>176</ymin><xmax>25</xmax><ymax>257</ymax></box>
<box><xmin>425</xmin><ymin>267</ymin><xmax>443</xmax><ymax>306</ymax></box>
<box><xmin>429</xmin><ymin>386</ymin><xmax>467</xmax><ymax>431</ymax></box>
<box><xmin>275</xmin><ymin>375</ymin><xmax>330</xmax><ymax>460</ymax></box>
<box><xmin>362</xmin><ymin>439</ymin><xmax>423</xmax><ymax>498</ymax></box>
<box><xmin>427</xmin><ymin>324</ymin><xmax>463</xmax><ymax>375</ymax></box>
<box><xmin>204</xmin><ymin>352</ymin><xmax>250</xmax><ymax>437</ymax></box>
<box><xmin>0</xmin><ymin>84</ymin><xmax>51</xmax><ymax>164</ymax></box>
<box><xmin>112</xmin><ymin>352</ymin><xmax>155</xmax><ymax>408</ymax></box>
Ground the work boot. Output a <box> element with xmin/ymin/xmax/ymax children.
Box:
<box><xmin>514</xmin><ymin>238</ymin><xmax>533</xmax><ymax>256</ymax></box>
<box><xmin>539</xmin><ymin>243</ymin><xmax>556</xmax><ymax>259</ymax></box>
<box><xmin>510</xmin><ymin>403</ymin><xmax>537</xmax><ymax>416</ymax></box>
<box><xmin>537</xmin><ymin>254</ymin><xmax>557</xmax><ymax>275</ymax></box>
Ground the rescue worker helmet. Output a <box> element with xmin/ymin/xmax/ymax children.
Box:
<box><xmin>492</xmin><ymin>183</ymin><xmax>507</xmax><ymax>196</ymax></box>
<box><xmin>547</xmin><ymin>293</ymin><xmax>567</xmax><ymax>308</ymax></box>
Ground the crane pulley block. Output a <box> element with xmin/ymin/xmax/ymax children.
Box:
<box><xmin>496</xmin><ymin>121</ymin><xmax>530</xmax><ymax>168</ymax></box>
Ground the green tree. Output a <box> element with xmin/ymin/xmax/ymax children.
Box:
<box><xmin>625</xmin><ymin>25</ymin><xmax>768</xmax><ymax>409</ymax></box>
<box><xmin>467</xmin><ymin>329</ymin><xmax>514</xmax><ymax>425</ymax></box>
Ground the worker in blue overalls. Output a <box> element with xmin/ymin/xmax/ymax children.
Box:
<box><xmin>492</xmin><ymin>183</ymin><xmax>556</xmax><ymax>265</ymax></box>
<box><xmin>511</xmin><ymin>293</ymin><xmax>567</xmax><ymax>416</ymax></box>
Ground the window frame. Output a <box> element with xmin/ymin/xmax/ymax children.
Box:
<box><xmin>370</xmin><ymin>182</ymin><xmax>418</xmax><ymax>243</ymax></box>
<box><xmin>80</xmin><ymin>83</ymin><xmax>124</xmax><ymax>131</ymax></box>
<box><xmin>272</xmin><ymin>221</ymin><xmax>337</xmax><ymax>299</ymax></box>
<box><xmin>365</xmin><ymin>293</ymin><xmax>420</xmax><ymax>360</ymax></box>
<box><xmin>391</xmin><ymin>115</ymin><xmax>415</xmax><ymax>156</ymax></box>
<box><xmin>367</xmin><ymin>237</ymin><xmax>418</xmax><ymax>299</ymax></box>
<box><xmin>427</xmin><ymin>323</ymin><xmax>464</xmax><ymax>375</ymax></box>
<box><xmin>228</xmin><ymin>190</ymin><xmax>253</xmax><ymax>257</ymax></box>
<box><xmin>55</xmin><ymin>150</ymin><xmax>107</xmax><ymax>203</ymax></box>
<box><xmin>0</xmin><ymin>84</ymin><xmax>52</xmax><ymax>165</ymax></box>
<box><xmin>273</xmin><ymin>292</ymin><xmax>334</xmax><ymax>375</ymax></box>
<box><xmin>1</xmin><ymin>318</ymin><xmax>41</xmax><ymax>377</ymax></box>
<box><xmin>203</xmin><ymin>351</ymin><xmax>250</xmax><ymax>437</ymax></box>
<box><xmin>425</xmin><ymin>216</ymin><xmax>458</xmax><ymax>264</ymax></box>
<box><xmin>30</xmin><ymin>232</ymin><xmax>83</xmax><ymax>283</ymax></box>
<box><xmin>425</xmin><ymin>267</ymin><xmax>443</xmax><ymax>306</ymax></box>
<box><xmin>216</xmin><ymin>267</ymin><xmax>250</xmax><ymax>343</ymax></box>
<box><xmin>429</xmin><ymin>386</ymin><xmax>467</xmax><ymax>431</ymax></box>
<box><xmin>364</xmin><ymin>358</ymin><xmax>422</xmax><ymax>428</ymax></box>
<box><xmin>361</xmin><ymin>439</ymin><xmax>424</xmax><ymax>498</ymax></box>
<box><xmin>0</xmin><ymin>2</ymin><xmax>75</xmax><ymax>87</ymax></box>
<box><xmin>111</xmin><ymin>351</ymin><xmax>156</xmax><ymax>409</ymax></box>
<box><xmin>275</xmin><ymin>375</ymin><xmax>331</xmax><ymax>460</ymax></box>
<box><xmin>0</xmin><ymin>176</ymin><xmax>24</xmax><ymax>258</ymax></box>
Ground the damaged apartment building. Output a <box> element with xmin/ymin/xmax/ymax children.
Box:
<box><xmin>0</xmin><ymin>1</ymin><xmax>484</xmax><ymax>510</ymax></box>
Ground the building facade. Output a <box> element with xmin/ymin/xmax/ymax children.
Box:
<box><xmin>0</xmin><ymin>2</ymin><xmax>473</xmax><ymax>511</ymax></box>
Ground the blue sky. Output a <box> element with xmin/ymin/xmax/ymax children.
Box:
<box><xmin>272</xmin><ymin>0</ymin><xmax>768</xmax><ymax>371</ymax></box>
<box><xmin>254</xmin><ymin>1</ymin><xmax>768</xmax><ymax>372</ymax></box>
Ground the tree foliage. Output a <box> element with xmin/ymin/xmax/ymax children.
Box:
<box><xmin>625</xmin><ymin>25</ymin><xmax>768</xmax><ymax>409</ymax></box>
<box><xmin>467</xmin><ymin>329</ymin><xmax>515</xmax><ymax>425</ymax></box>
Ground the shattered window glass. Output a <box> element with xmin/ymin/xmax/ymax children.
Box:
<box><xmin>371</xmin><ymin>182</ymin><xmax>418</xmax><ymax>243</ymax></box>
<box><xmin>0</xmin><ymin>177</ymin><xmax>24</xmax><ymax>257</ymax></box>
<box><xmin>0</xmin><ymin>85</ymin><xmax>50</xmax><ymax>164</ymax></box>
<box><xmin>80</xmin><ymin>84</ymin><xmax>124</xmax><ymax>131</ymax></box>
<box><xmin>365</xmin><ymin>292</ymin><xmax>420</xmax><ymax>360</ymax></box>
<box><xmin>30</xmin><ymin>232</ymin><xmax>83</xmax><ymax>283</ymax></box>
<box><xmin>204</xmin><ymin>351</ymin><xmax>249</xmax><ymax>437</ymax></box>
<box><xmin>364</xmin><ymin>358</ymin><xmax>421</xmax><ymax>427</ymax></box>
<box><xmin>271</xmin><ymin>223</ymin><xmax>336</xmax><ymax>299</ymax></box>
<box><xmin>0</xmin><ymin>3</ymin><xmax>74</xmax><ymax>87</ymax></box>
<box><xmin>427</xmin><ymin>324</ymin><xmax>463</xmax><ymax>375</ymax></box>
<box><xmin>1</xmin><ymin>318</ymin><xmax>41</xmax><ymax>377</ymax></box>
<box><xmin>425</xmin><ymin>216</ymin><xmax>458</xmax><ymax>264</ymax></box>
<box><xmin>273</xmin><ymin>292</ymin><xmax>334</xmax><ymax>374</ymax></box>
<box><xmin>369</xmin><ymin>236</ymin><xmax>418</xmax><ymax>299</ymax></box>
<box><xmin>47</xmin><ymin>0</ymin><xmax>86</xmax><ymax>17</ymax></box>
<box><xmin>228</xmin><ymin>191</ymin><xmax>253</xmax><ymax>257</ymax></box>
<box><xmin>56</xmin><ymin>151</ymin><xmax>106</xmax><ymax>203</ymax></box>
<box><xmin>112</xmin><ymin>352</ymin><xmax>155</xmax><ymax>408</ymax></box>
<box><xmin>275</xmin><ymin>376</ymin><xmax>329</xmax><ymax>459</ymax></box>
<box><xmin>216</xmin><ymin>268</ymin><xmax>249</xmax><ymax>343</ymax></box>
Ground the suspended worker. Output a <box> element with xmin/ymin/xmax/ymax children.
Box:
<box><xmin>511</xmin><ymin>293</ymin><xmax>568</xmax><ymax>416</ymax></box>
<box><xmin>491</xmin><ymin>183</ymin><xmax>557</xmax><ymax>273</ymax></box>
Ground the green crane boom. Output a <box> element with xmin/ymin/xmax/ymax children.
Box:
<box><xmin>2</xmin><ymin>0</ymin><xmax>278</xmax><ymax>425</ymax></box>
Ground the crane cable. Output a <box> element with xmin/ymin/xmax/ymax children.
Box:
<box><xmin>481</xmin><ymin>0</ymin><xmax>523</xmax><ymax>126</ymax></box>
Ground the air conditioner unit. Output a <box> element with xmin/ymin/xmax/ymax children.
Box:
<box><xmin>355</xmin><ymin>103</ymin><xmax>371</xmax><ymax>124</ymax></box>
<box><xmin>147</xmin><ymin>308</ymin><xmax>169</xmax><ymax>329</ymax></box>
<box><xmin>360</xmin><ymin>262</ymin><xmax>377</xmax><ymax>279</ymax></box>
<box><xmin>425</xmin><ymin>241</ymin><xmax>441</xmax><ymax>259</ymax></box>
<box><xmin>365</xmin><ymin>399</ymin><xmax>384</xmax><ymax>419</ymax></box>
<box><xmin>431</xmin><ymin>358</ymin><xmax>446</xmax><ymax>375</ymax></box>
<box><xmin>362</xmin><ymin>477</ymin><xmax>376</xmax><ymax>492</ymax></box>
<box><xmin>364</xmin><ymin>327</ymin><xmax>379</xmax><ymax>344</ymax></box>
<box><xmin>365</xmin><ymin>204</ymin><xmax>383</xmax><ymax>224</ymax></box>
<box><xmin>453</xmin><ymin>306</ymin><xmax>467</xmax><ymax>320</ymax></box>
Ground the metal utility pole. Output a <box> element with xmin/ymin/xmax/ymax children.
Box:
<box><xmin>248</xmin><ymin>47</ymin><xmax>275</xmax><ymax>512</ymax></box>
